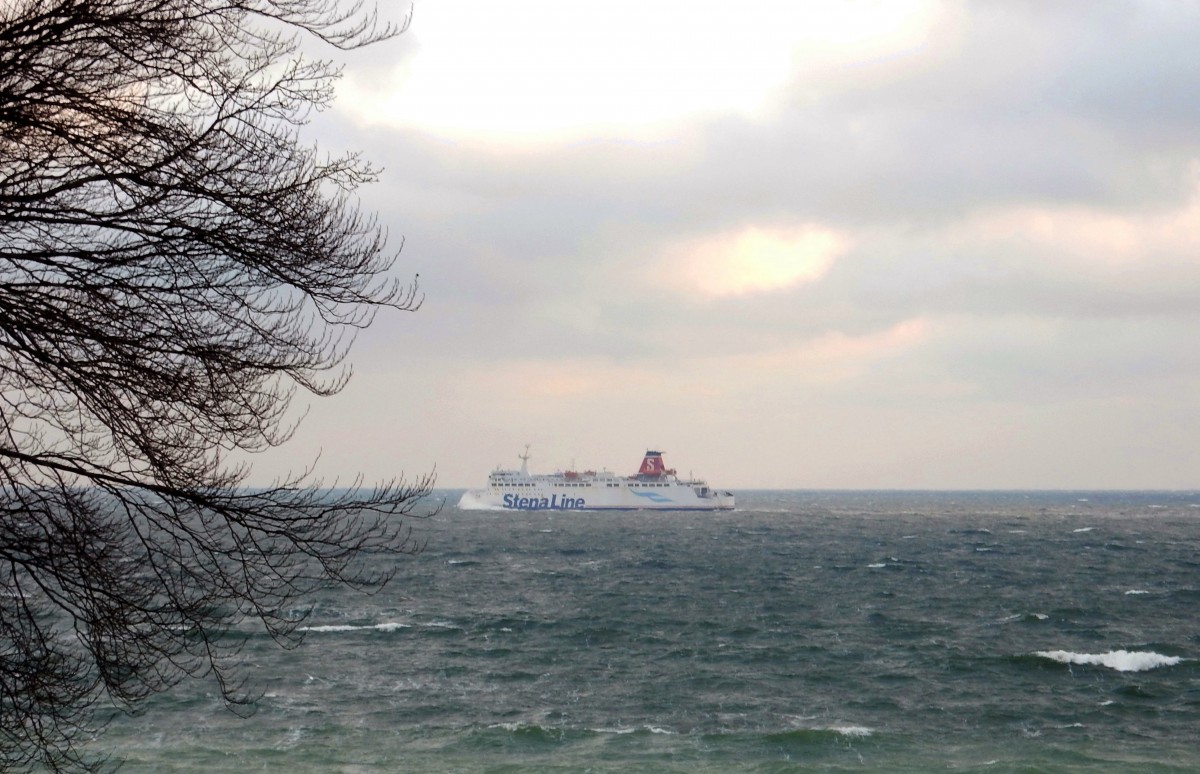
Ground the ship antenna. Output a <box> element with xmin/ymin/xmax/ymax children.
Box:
<box><xmin>519</xmin><ymin>444</ymin><xmax>531</xmax><ymax>476</ymax></box>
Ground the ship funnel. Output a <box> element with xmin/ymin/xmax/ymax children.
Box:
<box><xmin>638</xmin><ymin>450</ymin><xmax>666</xmax><ymax>477</ymax></box>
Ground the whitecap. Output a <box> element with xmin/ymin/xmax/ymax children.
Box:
<box><xmin>1125</xmin><ymin>590</ymin><xmax>1151</xmax><ymax>595</ymax></box>
<box><xmin>781</xmin><ymin>713</ymin><xmax>819</xmax><ymax>725</ymax></box>
<box><xmin>1034</xmin><ymin>649</ymin><xmax>1185</xmax><ymax>672</ymax></box>
<box><xmin>867</xmin><ymin>563</ymin><xmax>886</xmax><ymax>569</ymax></box>
<box><xmin>827</xmin><ymin>725</ymin><xmax>873</xmax><ymax>737</ymax></box>
<box><xmin>1072</xmin><ymin>527</ymin><xmax>1095</xmax><ymax>533</ymax></box>
<box><xmin>299</xmin><ymin>622</ymin><xmax>410</xmax><ymax>633</ymax></box>
<box><xmin>590</xmin><ymin>725</ymin><xmax>677</xmax><ymax>736</ymax></box>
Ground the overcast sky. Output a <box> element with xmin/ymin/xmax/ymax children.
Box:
<box><xmin>255</xmin><ymin>0</ymin><xmax>1200</xmax><ymax>489</ymax></box>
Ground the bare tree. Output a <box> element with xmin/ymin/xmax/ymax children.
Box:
<box><xmin>0</xmin><ymin>0</ymin><xmax>430</xmax><ymax>769</ymax></box>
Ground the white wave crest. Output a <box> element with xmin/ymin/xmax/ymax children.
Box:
<box><xmin>1124</xmin><ymin>589</ymin><xmax>1151</xmax><ymax>595</ymax></box>
<box><xmin>593</xmin><ymin>725</ymin><xmax>676</xmax><ymax>736</ymax></box>
<box><xmin>827</xmin><ymin>725</ymin><xmax>873</xmax><ymax>737</ymax></box>
<box><xmin>1034</xmin><ymin>649</ymin><xmax>1185</xmax><ymax>672</ymax></box>
<box><xmin>299</xmin><ymin>622</ymin><xmax>410</xmax><ymax>633</ymax></box>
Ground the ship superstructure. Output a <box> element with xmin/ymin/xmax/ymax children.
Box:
<box><xmin>458</xmin><ymin>449</ymin><xmax>734</xmax><ymax>511</ymax></box>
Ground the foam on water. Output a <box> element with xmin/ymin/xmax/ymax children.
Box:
<box><xmin>1034</xmin><ymin>649</ymin><xmax>1185</xmax><ymax>672</ymax></box>
<box><xmin>592</xmin><ymin>725</ymin><xmax>676</xmax><ymax>735</ymax></box>
<box><xmin>298</xmin><ymin>622</ymin><xmax>410</xmax><ymax>633</ymax></box>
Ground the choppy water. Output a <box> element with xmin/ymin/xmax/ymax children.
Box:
<box><xmin>101</xmin><ymin>491</ymin><xmax>1200</xmax><ymax>771</ymax></box>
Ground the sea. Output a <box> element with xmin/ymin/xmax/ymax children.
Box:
<box><xmin>98</xmin><ymin>490</ymin><xmax>1200</xmax><ymax>772</ymax></box>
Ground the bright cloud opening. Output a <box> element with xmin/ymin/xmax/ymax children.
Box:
<box><xmin>338</xmin><ymin>0</ymin><xmax>939</xmax><ymax>143</ymax></box>
<box><xmin>664</xmin><ymin>225</ymin><xmax>850</xmax><ymax>296</ymax></box>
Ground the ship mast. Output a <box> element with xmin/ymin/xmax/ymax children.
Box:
<box><xmin>519</xmin><ymin>444</ymin><xmax>531</xmax><ymax>476</ymax></box>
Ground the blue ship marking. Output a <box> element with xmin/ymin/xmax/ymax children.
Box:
<box><xmin>631</xmin><ymin>489</ymin><xmax>675</xmax><ymax>503</ymax></box>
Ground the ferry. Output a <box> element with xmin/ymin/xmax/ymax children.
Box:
<box><xmin>458</xmin><ymin>448</ymin><xmax>735</xmax><ymax>511</ymax></box>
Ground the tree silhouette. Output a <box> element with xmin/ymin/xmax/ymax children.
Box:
<box><xmin>0</xmin><ymin>0</ymin><xmax>429</xmax><ymax>769</ymax></box>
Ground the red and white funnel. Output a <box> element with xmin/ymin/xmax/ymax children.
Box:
<box><xmin>637</xmin><ymin>450</ymin><xmax>667</xmax><ymax>477</ymax></box>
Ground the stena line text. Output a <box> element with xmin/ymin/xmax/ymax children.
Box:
<box><xmin>502</xmin><ymin>494</ymin><xmax>586</xmax><ymax>510</ymax></box>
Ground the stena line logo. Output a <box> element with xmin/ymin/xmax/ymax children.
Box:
<box><xmin>502</xmin><ymin>494</ymin><xmax>586</xmax><ymax>510</ymax></box>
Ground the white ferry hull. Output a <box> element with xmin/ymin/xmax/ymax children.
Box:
<box><xmin>458</xmin><ymin>483</ymin><xmax>734</xmax><ymax>511</ymax></box>
<box><xmin>458</xmin><ymin>449</ymin><xmax>734</xmax><ymax>512</ymax></box>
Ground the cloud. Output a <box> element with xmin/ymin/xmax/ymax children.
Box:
<box><xmin>261</xmin><ymin>1</ymin><xmax>1200</xmax><ymax>489</ymax></box>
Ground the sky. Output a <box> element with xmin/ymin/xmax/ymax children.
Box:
<box><xmin>255</xmin><ymin>0</ymin><xmax>1200</xmax><ymax>490</ymax></box>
